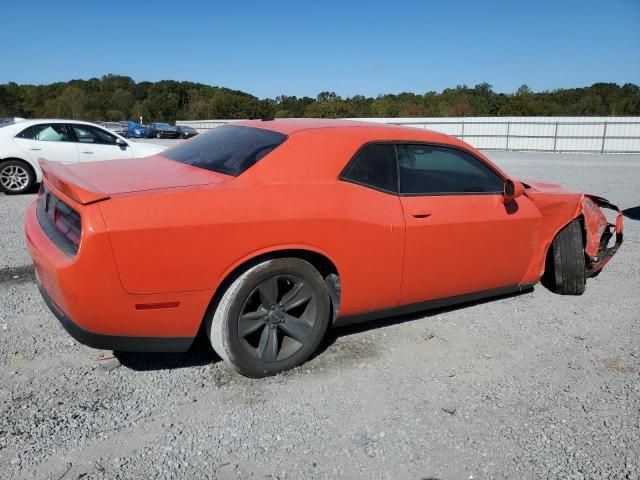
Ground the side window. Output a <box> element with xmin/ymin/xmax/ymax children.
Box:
<box><xmin>398</xmin><ymin>144</ymin><xmax>504</xmax><ymax>195</ymax></box>
<box><xmin>16</xmin><ymin>126</ymin><xmax>35</xmax><ymax>139</ymax></box>
<box><xmin>71</xmin><ymin>125</ymin><xmax>118</xmax><ymax>145</ymax></box>
<box><xmin>341</xmin><ymin>144</ymin><xmax>397</xmax><ymax>193</ymax></box>
<box><xmin>16</xmin><ymin>124</ymin><xmax>72</xmax><ymax>142</ymax></box>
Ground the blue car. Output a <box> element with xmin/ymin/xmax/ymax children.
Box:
<box><xmin>126</xmin><ymin>122</ymin><xmax>151</xmax><ymax>138</ymax></box>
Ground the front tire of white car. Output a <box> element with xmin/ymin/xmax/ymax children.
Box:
<box><xmin>0</xmin><ymin>159</ymin><xmax>35</xmax><ymax>195</ymax></box>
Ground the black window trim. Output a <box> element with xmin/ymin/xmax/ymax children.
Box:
<box><xmin>66</xmin><ymin>124</ymin><xmax>80</xmax><ymax>142</ymax></box>
<box><xmin>93</xmin><ymin>123</ymin><xmax>129</xmax><ymax>147</ymax></box>
<box><xmin>69</xmin><ymin>123</ymin><xmax>124</xmax><ymax>146</ymax></box>
<box><xmin>15</xmin><ymin>122</ymin><xmax>75</xmax><ymax>143</ymax></box>
<box><xmin>338</xmin><ymin>142</ymin><xmax>400</xmax><ymax>196</ymax></box>
<box><xmin>163</xmin><ymin>124</ymin><xmax>289</xmax><ymax>177</ymax></box>
<box><xmin>339</xmin><ymin>140</ymin><xmax>507</xmax><ymax>197</ymax></box>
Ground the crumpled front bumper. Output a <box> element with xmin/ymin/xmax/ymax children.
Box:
<box><xmin>582</xmin><ymin>195</ymin><xmax>624</xmax><ymax>276</ymax></box>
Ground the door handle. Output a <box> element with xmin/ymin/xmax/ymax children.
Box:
<box><xmin>411</xmin><ymin>208</ymin><xmax>432</xmax><ymax>218</ymax></box>
<box><xmin>29</xmin><ymin>147</ymin><xmax>42</xmax><ymax>151</ymax></box>
<box><xmin>81</xmin><ymin>151</ymin><xmax>93</xmax><ymax>154</ymax></box>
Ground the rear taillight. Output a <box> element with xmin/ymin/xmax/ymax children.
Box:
<box><xmin>37</xmin><ymin>186</ymin><xmax>82</xmax><ymax>256</ymax></box>
<box><xmin>53</xmin><ymin>202</ymin><xmax>81</xmax><ymax>249</ymax></box>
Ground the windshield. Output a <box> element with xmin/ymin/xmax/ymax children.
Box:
<box><xmin>155</xmin><ymin>123</ymin><xmax>171</xmax><ymax>128</ymax></box>
<box><xmin>163</xmin><ymin>125</ymin><xmax>287</xmax><ymax>176</ymax></box>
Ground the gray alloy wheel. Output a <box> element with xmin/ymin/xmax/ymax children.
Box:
<box><xmin>207</xmin><ymin>258</ymin><xmax>331</xmax><ymax>378</ymax></box>
<box><xmin>0</xmin><ymin>160</ymin><xmax>34</xmax><ymax>194</ymax></box>
<box><xmin>237</xmin><ymin>274</ymin><xmax>318</xmax><ymax>362</ymax></box>
<box><xmin>156</xmin><ymin>132</ymin><xmax>162</xmax><ymax>139</ymax></box>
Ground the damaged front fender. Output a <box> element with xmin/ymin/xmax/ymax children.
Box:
<box><xmin>581</xmin><ymin>195</ymin><xmax>623</xmax><ymax>276</ymax></box>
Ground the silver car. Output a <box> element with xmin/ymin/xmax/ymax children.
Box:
<box><xmin>100</xmin><ymin>122</ymin><xmax>127</xmax><ymax>136</ymax></box>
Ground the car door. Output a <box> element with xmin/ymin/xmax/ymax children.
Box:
<box><xmin>69</xmin><ymin>124</ymin><xmax>134</xmax><ymax>162</ymax></box>
<box><xmin>13</xmin><ymin>123</ymin><xmax>79</xmax><ymax>164</ymax></box>
<box><xmin>397</xmin><ymin>143</ymin><xmax>541</xmax><ymax>306</ymax></box>
<box><xmin>338</xmin><ymin>143</ymin><xmax>406</xmax><ymax>314</ymax></box>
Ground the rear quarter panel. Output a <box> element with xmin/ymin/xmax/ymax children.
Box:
<box><xmin>99</xmin><ymin>131</ymin><xmax>407</xmax><ymax>316</ymax></box>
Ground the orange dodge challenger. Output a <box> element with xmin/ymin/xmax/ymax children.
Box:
<box><xmin>25</xmin><ymin>119</ymin><xmax>623</xmax><ymax>377</ymax></box>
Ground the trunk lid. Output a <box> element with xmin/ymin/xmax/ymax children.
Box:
<box><xmin>40</xmin><ymin>155</ymin><xmax>232</xmax><ymax>203</ymax></box>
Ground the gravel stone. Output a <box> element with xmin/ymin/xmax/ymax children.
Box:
<box><xmin>1</xmin><ymin>150</ymin><xmax>639</xmax><ymax>479</ymax></box>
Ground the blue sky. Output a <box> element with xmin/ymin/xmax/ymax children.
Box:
<box><xmin>1</xmin><ymin>0</ymin><xmax>638</xmax><ymax>98</ymax></box>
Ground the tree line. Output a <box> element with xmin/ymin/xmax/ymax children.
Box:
<box><xmin>1</xmin><ymin>75</ymin><xmax>638</xmax><ymax>122</ymax></box>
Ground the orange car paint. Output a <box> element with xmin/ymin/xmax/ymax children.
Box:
<box><xmin>24</xmin><ymin>119</ymin><xmax>623</xmax><ymax>348</ymax></box>
<box><xmin>399</xmin><ymin>193</ymin><xmax>542</xmax><ymax>305</ymax></box>
<box><xmin>24</xmin><ymin>186</ymin><xmax>213</xmax><ymax>339</ymax></box>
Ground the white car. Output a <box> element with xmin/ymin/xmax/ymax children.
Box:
<box><xmin>0</xmin><ymin>119</ymin><xmax>167</xmax><ymax>194</ymax></box>
<box><xmin>0</xmin><ymin>117</ymin><xmax>26</xmax><ymax>127</ymax></box>
<box><xmin>99</xmin><ymin>121</ymin><xmax>128</xmax><ymax>136</ymax></box>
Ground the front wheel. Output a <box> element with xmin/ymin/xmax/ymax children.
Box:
<box><xmin>547</xmin><ymin>219</ymin><xmax>586</xmax><ymax>295</ymax></box>
<box><xmin>156</xmin><ymin>132</ymin><xmax>162</xmax><ymax>139</ymax></box>
<box><xmin>0</xmin><ymin>159</ymin><xmax>35</xmax><ymax>195</ymax></box>
<box><xmin>207</xmin><ymin>258</ymin><xmax>331</xmax><ymax>377</ymax></box>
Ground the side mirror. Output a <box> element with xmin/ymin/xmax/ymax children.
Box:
<box><xmin>116</xmin><ymin>138</ymin><xmax>127</xmax><ymax>147</ymax></box>
<box><xmin>503</xmin><ymin>179</ymin><xmax>524</xmax><ymax>203</ymax></box>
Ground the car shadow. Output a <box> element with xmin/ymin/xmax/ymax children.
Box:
<box><xmin>0</xmin><ymin>182</ymin><xmax>39</xmax><ymax>196</ymax></box>
<box><xmin>622</xmin><ymin>206</ymin><xmax>640</xmax><ymax>220</ymax></box>
<box><xmin>115</xmin><ymin>334</ymin><xmax>220</xmax><ymax>371</ymax></box>
<box><xmin>311</xmin><ymin>286</ymin><xmax>534</xmax><ymax>361</ymax></box>
<box><xmin>115</xmin><ymin>287</ymin><xmax>534</xmax><ymax>372</ymax></box>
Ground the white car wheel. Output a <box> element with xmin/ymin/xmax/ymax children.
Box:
<box><xmin>0</xmin><ymin>160</ymin><xmax>35</xmax><ymax>195</ymax></box>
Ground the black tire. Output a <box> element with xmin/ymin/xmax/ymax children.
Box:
<box><xmin>207</xmin><ymin>258</ymin><xmax>330</xmax><ymax>377</ymax></box>
<box><xmin>0</xmin><ymin>159</ymin><xmax>35</xmax><ymax>195</ymax></box>
<box><xmin>548</xmin><ymin>220</ymin><xmax>586</xmax><ymax>295</ymax></box>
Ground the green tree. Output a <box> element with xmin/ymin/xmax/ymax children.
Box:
<box><xmin>44</xmin><ymin>86</ymin><xmax>88</xmax><ymax>119</ymax></box>
<box><xmin>1</xmin><ymin>77</ymin><xmax>638</xmax><ymax>121</ymax></box>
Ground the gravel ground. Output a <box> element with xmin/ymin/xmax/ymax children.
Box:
<box><xmin>1</xmin><ymin>150</ymin><xmax>638</xmax><ymax>480</ymax></box>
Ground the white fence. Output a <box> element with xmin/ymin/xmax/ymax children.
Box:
<box><xmin>176</xmin><ymin>117</ymin><xmax>640</xmax><ymax>154</ymax></box>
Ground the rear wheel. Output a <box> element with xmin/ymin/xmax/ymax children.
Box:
<box><xmin>0</xmin><ymin>159</ymin><xmax>35</xmax><ymax>195</ymax></box>
<box><xmin>207</xmin><ymin>258</ymin><xmax>330</xmax><ymax>377</ymax></box>
<box><xmin>547</xmin><ymin>220</ymin><xmax>586</xmax><ymax>295</ymax></box>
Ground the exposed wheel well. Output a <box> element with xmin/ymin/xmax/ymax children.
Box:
<box><xmin>199</xmin><ymin>249</ymin><xmax>341</xmax><ymax>336</ymax></box>
<box><xmin>541</xmin><ymin>215</ymin><xmax>586</xmax><ymax>286</ymax></box>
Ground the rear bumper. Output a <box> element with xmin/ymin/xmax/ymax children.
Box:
<box><xmin>38</xmin><ymin>283</ymin><xmax>193</xmax><ymax>352</ymax></box>
<box><xmin>24</xmin><ymin>192</ymin><xmax>210</xmax><ymax>352</ymax></box>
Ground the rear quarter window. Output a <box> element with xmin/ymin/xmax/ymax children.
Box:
<box><xmin>340</xmin><ymin>143</ymin><xmax>398</xmax><ymax>193</ymax></box>
<box><xmin>163</xmin><ymin>125</ymin><xmax>287</xmax><ymax>176</ymax></box>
